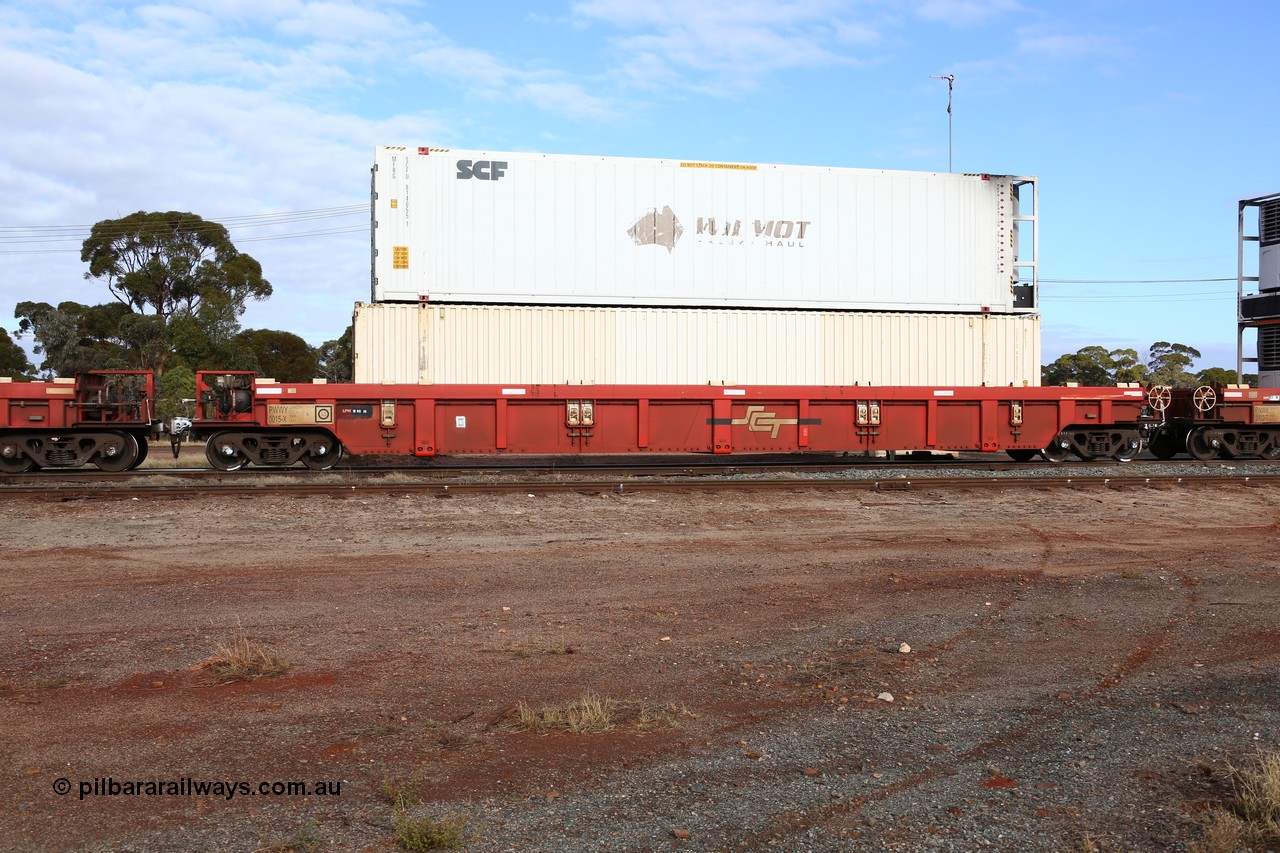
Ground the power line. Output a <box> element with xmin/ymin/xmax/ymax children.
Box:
<box><xmin>1044</xmin><ymin>295</ymin><xmax>1235</xmax><ymax>303</ymax></box>
<box><xmin>235</xmin><ymin>226</ymin><xmax>367</xmax><ymax>243</ymax></box>
<box><xmin>0</xmin><ymin>205</ymin><xmax>369</xmax><ymax>254</ymax></box>
<box><xmin>1042</xmin><ymin>277</ymin><xmax>1235</xmax><ymax>284</ymax></box>
<box><xmin>0</xmin><ymin>204</ymin><xmax>365</xmax><ymax>235</ymax></box>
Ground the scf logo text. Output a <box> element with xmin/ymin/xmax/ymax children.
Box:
<box><xmin>456</xmin><ymin>160</ymin><xmax>508</xmax><ymax>180</ymax></box>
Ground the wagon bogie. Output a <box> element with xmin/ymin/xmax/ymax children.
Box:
<box><xmin>203</xmin><ymin>429</ymin><xmax>342</xmax><ymax>470</ymax></box>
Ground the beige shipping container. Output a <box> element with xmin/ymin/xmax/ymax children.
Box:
<box><xmin>352</xmin><ymin>302</ymin><xmax>1041</xmax><ymax>387</ymax></box>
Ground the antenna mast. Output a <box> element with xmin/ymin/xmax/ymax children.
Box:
<box><xmin>930</xmin><ymin>74</ymin><xmax>955</xmax><ymax>172</ymax></box>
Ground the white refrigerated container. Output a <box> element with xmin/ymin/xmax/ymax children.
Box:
<box><xmin>372</xmin><ymin>146</ymin><xmax>1037</xmax><ymax>314</ymax></box>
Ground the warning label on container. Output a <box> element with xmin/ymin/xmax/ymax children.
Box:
<box><xmin>679</xmin><ymin>162</ymin><xmax>758</xmax><ymax>171</ymax></box>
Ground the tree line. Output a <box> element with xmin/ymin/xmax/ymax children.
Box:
<box><xmin>1042</xmin><ymin>343</ymin><xmax>1253</xmax><ymax>388</ymax></box>
<box><xmin>0</xmin><ymin>211</ymin><xmax>352</xmax><ymax>416</ymax></box>
<box><xmin>0</xmin><ymin>210</ymin><xmax>1256</xmax><ymax>415</ymax></box>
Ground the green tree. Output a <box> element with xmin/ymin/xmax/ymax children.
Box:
<box><xmin>1194</xmin><ymin>367</ymin><xmax>1259</xmax><ymax>386</ymax></box>
<box><xmin>0</xmin><ymin>327</ymin><xmax>35</xmax><ymax>379</ymax></box>
<box><xmin>1195</xmin><ymin>366</ymin><xmax>1238</xmax><ymax>386</ymax></box>
<box><xmin>1110</xmin><ymin>348</ymin><xmax>1148</xmax><ymax>384</ymax></box>
<box><xmin>14</xmin><ymin>301</ymin><xmax>134</xmax><ymax>376</ymax></box>
<box><xmin>316</xmin><ymin>325</ymin><xmax>353</xmax><ymax>382</ymax></box>
<box><xmin>155</xmin><ymin>362</ymin><xmax>197</xmax><ymax>420</ymax></box>
<box><xmin>168</xmin><ymin>298</ymin><xmax>259</xmax><ymax>372</ymax></box>
<box><xmin>1042</xmin><ymin>345</ymin><xmax>1118</xmax><ymax>386</ymax></box>
<box><xmin>79</xmin><ymin>211</ymin><xmax>271</xmax><ymax>373</ymax></box>
<box><xmin>234</xmin><ymin>329</ymin><xmax>318</xmax><ymax>383</ymax></box>
<box><xmin>1147</xmin><ymin>341</ymin><xmax>1201</xmax><ymax>388</ymax></box>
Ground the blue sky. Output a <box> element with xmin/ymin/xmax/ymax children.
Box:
<box><xmin>1</xmin><ymin>0</ymin><xmax>1275</xmax><ymax>373</ymax></box>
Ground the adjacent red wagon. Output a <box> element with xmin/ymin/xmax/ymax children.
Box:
<box><xmin>0</xmin><ymin>370</ymin><xmax>156</xmax><ymax>472</ymax></box>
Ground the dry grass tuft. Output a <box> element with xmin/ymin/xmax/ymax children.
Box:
<box><xmin>0</xmin><ymin>674</ymin><xmax>68</xmax><ymax>690</ymax></box>
<box><xmin>517</xmin><ymin>692</ymin><xmax>615</xmax><ymax>733</ymax></box>
<box><xmin>514</xmin><ymin>692</ymin><xmax>696</xmax><ymax>734</ymax></box>
<box><xmin>393</xmin><ymin>808</ymin><xmax>478</xmax><ymax>851</ymax></box>
<box><xmin>381</xmin><ymin>774</ymin><xmax>421</xmax><ymax>812</ymax></box>
<box><xmin>1193</xmin><ymin>750</ymin><xmax>1280</xmax><ymax>851</ymax></box>
<box><xmin>1229</xmin><ymin>750</ymin><xmax>1280</xmax><ymax>840</ymax></box>
<box><xmin>375</xmin><ymin>471</ymin><xmax>421</xmax><ymax>485</ymax></box>
<box><xmin>247</xmin><ymin>819</ymin><xmax>322</xmax><ymax>853</ymax></box>
<box><xmin>1194</xmin><ymin>808</ymin><xmax>1247</xmax><ymax>853</ymax></box>
<box><xmin>200</xmin><ymin>635</ymin><xmax>292</xmax><ymax>684</ymax></box>
<box><xmin>381</xmin><ymin>770</ymin><xmax>477</xmax><ymax>850</ymax></box>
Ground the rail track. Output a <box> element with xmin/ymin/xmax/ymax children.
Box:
<box><xmin>1</xmin><ymin>456</ymin><xmax>1275</xmax><ymax>500</ymax></box>
<box><xmin>0</xmin><ymin>450</ymin><xmax>1262</xmax><ymax>482</ymax></box>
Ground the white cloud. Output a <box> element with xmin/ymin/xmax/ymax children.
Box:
<box><xmin>915</xmin><ymin>0</ymin><xmax>1021</xmax><ymax>27</ymax></box>
<box><xmin>1016</xmin><ymin>28</ymin><xmax>1129</xmax><ymax>61</ymax></box>
<box><xmin>571</xmin><ymin>0</ymin><xmax>879</xmax><ymax>94</ymax></box>
<box><xmin>0</xmin><ymin>3</ymin><xmax>469</xmax><ymax>343</ymax></box>
<box><xmin>519</xmin><ymin>80</ymin><xmax>618</xmax><ymax>122</ymax></box>
<box><xmin>410</xmin><ymin>43</ymin><xmax>524</xmax><ymax>95</ymax></box>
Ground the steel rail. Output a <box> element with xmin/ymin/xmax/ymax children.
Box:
<box><xmin>20</xmin><ymin>452</ymin><xmax>1273</xmax><ymax>485</ymax></box>
<box><xmin>0</xmin><ymin>456</ymin><xmax>1111</xmax><ymax>484</ymax></box>
<box><xmin>0</xmin><ymin>472</ymin><xmax>1272</xmax><ymax>501</ymax></box>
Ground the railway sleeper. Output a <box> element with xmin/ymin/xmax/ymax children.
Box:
<box><xmin>204</xmin><ymin>429</ymin><xmax>343</xmax><ymax>471</ymax></box>
<box><xmin>0</xmin><ymin>430</ymin><xmax>143</xmax><ymax>473</ymax></box>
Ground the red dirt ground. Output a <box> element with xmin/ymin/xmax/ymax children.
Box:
<box><xmin>1</xmin><ymin>482</ymin><xmax>1278</xmax><ymax>851</ymax></box>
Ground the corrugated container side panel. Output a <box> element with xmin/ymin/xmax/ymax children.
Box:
<box><xmin>374</xmin><ymin>147</ymin><xmax>1033</xmax><ymax>313</ymax></box>
<box><xmin>534</xmin><ymin>160</ymin><xmax>557</xmax><ymax>294</ymax></box>
<box><xmin>353</xmin><ymin>303</ymin><xmax>1039</xmax><ymax>386</ymax></box>
<box><xmin>907</xmin><ymin>178</ymin><xmax>928</xmax><ymax>303</ymax></box>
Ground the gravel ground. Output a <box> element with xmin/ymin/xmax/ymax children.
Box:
<box><xmin>1</xmin><ymin>476</ymin><xmax>1277</xmax><ymax>852</ymax></box>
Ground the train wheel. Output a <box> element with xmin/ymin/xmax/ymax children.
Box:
<box><xmin>1006</xmin><ymin>449</ymin><xmax>1038</xmax><ymax>463</ymax></box>
<box><xmin>206</xmin><ymin>432</ymin><xmax>249</xmax><ymax>471</ymax></box>
<box><xmin>129</xmin><ymin>438</ymin><xmax>150</xmax><ymax>470</ymax></box>
<box><xmin>1041</xmin><ymin>438</ymin><xmax>1072</xmax><ymax>463</ymax></box>
<box><xmin>0</xmin><ymin>447</ymin><xmax>36</xmax><ymax>474</ymax></box>
<box><xmin>1262</xmin><ymin>443</ymin><xmax>1280</xmax><ymax>460</ymax></box>
<box><xmin>1185</xmin><ymin>429</ymin><xmax>1219</xmax><ymax>461</ymax></box>
<box><xmin>1113</xmin><ymin>436</ymin><xmax>1142</xmax><ymax>462</ymax></box>
<box><xmin>1148</xmin><ymin>430</ymin><xmax>1179</xmax><ymax>460</ymax></box>
<box><xmin>93</xmin><ymin>434</ymin><xmax>139</xmax><ymax>472</ymax></box>
<box><xmin>301</xmin><ymin>437</ymin><xmax>343</xmax><ymax>470</ymax></box>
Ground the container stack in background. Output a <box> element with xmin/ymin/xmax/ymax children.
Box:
<box><xmin>357</xmin><ymin>146</ymin><xmax>1041</xmax><ymax>387</ymax></box>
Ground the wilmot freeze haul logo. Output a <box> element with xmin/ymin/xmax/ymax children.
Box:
<box><xmin>627</xmin><ymin>208</ymin><xmax>812</xmax><ymax>252</ymax></box>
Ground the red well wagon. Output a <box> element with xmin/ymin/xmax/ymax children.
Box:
<box><xmin>190</xmin><ymin>371</ymin><xmax>1156</xmax><ymax>470</ymax></box>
